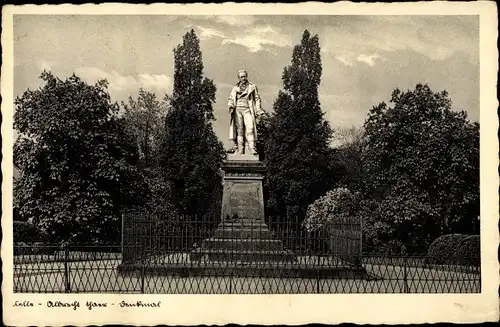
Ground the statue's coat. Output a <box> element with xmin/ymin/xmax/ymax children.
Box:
<box><xmin>227</xmin><ymin>82</ymin><xmax>264</xmax><ymax>141</ymax></box>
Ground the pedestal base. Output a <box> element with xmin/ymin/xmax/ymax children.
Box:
<box><xmin>189</xmin><ymin>158</ymin><xmax>295</xmax><ymax>263</ymax></box>
<box><xmin>190</xmin><ymin>220</ymin><xmax>296</xmax><ymax>263</ymax></box>
<box><xmin>227</xmin><ymin>153</ymin><xmax>259</xmax><ymax>162</ymax></box>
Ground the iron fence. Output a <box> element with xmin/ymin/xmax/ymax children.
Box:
<box><xmin>121</xmin><ymin>212</ymin><xmax>363</xmax><ymax>265</ymax></box>
<box><xmin>13</xmin><ymin>242</ymin><xmax>480</xmax><ymax>294</ymax></box>
<box><xmin>13</xmin><ymin>213</ymin><xmax>480</xmax><ymax>293</ymax></box>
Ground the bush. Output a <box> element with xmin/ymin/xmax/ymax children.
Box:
<box><xmin>356</xmin><ymin>199</ymin><xmax>406</xmax><ymax>256</ymax></box>
<box><xmin>14</xmin><ymin>221</ymin><xmax>57</xmax><ymax>255</ymax></box>
<box><xmin>31</xmin><ymin>242</ymin><xmax>57</xmax><ymax>255</ymax></box>
<box><xmin>364</xmin><ymin>239</ymin><xmax>406</xmax><ymax>256</ymax></box>
<box><xmin>13</xmin><ymin>221</ymin><xmax>47</xmax><ymax>244</ymax></box>
<box><xmin>303</xmin><ymin>187</ymin><xmax>360</xmax><ymax>232</ymax></box>
<box><xmin>303</xmin><ymin>187</ymin><xmax>364</xmax><ymax>257</ymax></box>
<box><xmin>426</xmin><ymin>234</ymin><xmax>475</xmax><ymax>265</ymax></box>
<box><xmin>455</xmin><ymin>235</ymin><xmax>480</xmax><ymax>267</ymax></box>
<box><xmin>14</xmin><ymin>242</ymin><xmax>30</xmax><ymax>255</ymax></box>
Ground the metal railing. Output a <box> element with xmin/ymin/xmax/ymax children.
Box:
<box><xmin>121</xmin><ymin>213</ymin><xmax>363</xmax><ymax>265</ymax></box>
<box><xmin>13</xmin><ymin>212</ymin><xmax>479</xmax><ymax>294</ymax></box>
<box><xmin>13</xmin><ymin>243</ymin><xmax>480</xmax><ymax>294</ymax></box>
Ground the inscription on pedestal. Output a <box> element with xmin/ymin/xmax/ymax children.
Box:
<box><xmin>223</xmin><ymin>181</ymin><xmax>263</xmax><ymax>222</ymax></box>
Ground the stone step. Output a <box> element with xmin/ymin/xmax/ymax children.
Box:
<box><xmin>118</xmin><ymin>262</ymin><xmax>368</xmax><ymax>279</ymax></box>
<box><xmin>220</xmin><ymin>221</ymin><xmax>270</xmax><ymax>229</ymax></box>
<box><xmin>201</xmin><ymin>238</ymin><xmax>284</xmax><ymax>251</ymax></box>
<box><xmin>214</xmin><ymin>228</ymin><xmax>272</xmax><ymax>239</ymax></box>
<box><xmin>190</xmin><ymin>249</ymin><xmax>296</xmax><ymax>263</ymax></box>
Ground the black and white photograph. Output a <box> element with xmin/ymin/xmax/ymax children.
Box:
<box><xmin>2</xmin><ymin>2</ymin><xmax>498</xmax><ymax>325</ymax></box>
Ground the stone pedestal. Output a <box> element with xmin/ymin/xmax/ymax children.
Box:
<box><xmin>190</xmin><ymin>155</ymin><xmax>295</xmax><ymax>263</ymax></box>
<box><xmin>221</xmin><ymin>156</ymin><xmax>265</xmax><ymax>223</ymax></box>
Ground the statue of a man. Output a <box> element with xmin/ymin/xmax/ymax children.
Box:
<box><xmin>227</xmin><ymin>69</ymin><xmax>265</xmax><ymax>155</ymax></box>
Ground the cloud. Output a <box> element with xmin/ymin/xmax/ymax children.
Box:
<box><xmin>74</xmin><ymin>66</ymin><xmax>172</xmax><ymax>100</ymax></box>
<box><xmin>335</xmin><ymin>55</ymin><xmax>354</xmax><ymax>67</ymax></box>
<box><xmin>215</xmin><ymin>16</ymin><xmax>256</xmax><ymax>26</ymax></box>
<box><xmin>197</xmin><ymin>25</ymin><xmax>225</xmax><ymax>40</ymax></box>
<box><xmin>356</xmin><ymin>54</ymin><xmax>380</xmax><ymax>67</ymax></box>
<box><xmin>137</xmin><ymin>74</ymin><xmax>173</xmax><ymax>92</ymax></box>
<box><xmin>322</xmin><ymin>16</ymin><xmax>478</xmax><ymax>66</ymax></box>
<box><xmin>221</xmin><ymin>25</ymin><xmax>292</xmax><ymax>53</ymax></box>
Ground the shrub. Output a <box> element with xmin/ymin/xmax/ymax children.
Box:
<box><xmin>303</xmin><ymin>187</ymin><xmax>360</xmax><ymax>232</ymax></box>
<box><xmin>455</xmin><ymin>235</ymin><xmax>480</xmax><ymax>267</ymax></box>
<box><xmin>14</xmin><ymin>242</ymin><xmax>30</xmax><ymax>255</ymax></box>
<box><xmin>14</xmin><ymin>221</ymin><xmax>57</xmax><ymax>255</ymax></box>
<box><xmin>426</xmin><ymin>234</ymin><xmax>471</xmax><ymax>265</ymax></box>
<box><xmin>355</xmin><ymin>199</ymin><xmax>406</xmax><ymax>255</ymax></box>
<box><xmin>303</xmin><ymin>187</ymin><xmax>364</xmax><ymax>256</ymax></box>
<box><xmin>13</xmin><ymin>221</ymin><xmax>46</xmax><ymax>244</ymax></box>
<box><xmin>364</xmin><ymin>239</ymin><xmax>406</xmax><ymax>256</ymax></box>
<box><xmin>31</xmin><ymin>242</ymin><xmax>57</xmax><ymax>255</ymax></box>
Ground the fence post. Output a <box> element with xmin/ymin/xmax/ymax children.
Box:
<box><xmin>403</xmin><ymin>256</ymin><xmax>409</xmax><ymax>293</ymax></box>
<box><xmin>141</xmin><ymin>266</ymin><xmax>145</xmax><ymax>294</ymax></box>
<box><xmin>121</xmin><ymin>212</ymin><xmax>125</xmax><ymax>259</ymax></box>
<box><xmin>316</xmin><ymin>270</ymin><xmax>320</xmax><ymax>294</ymax></box>
<box><xmin>64</xmin><ymin>244</ymin><xmax>71</xmax><ymax>293</ymax></box>
<box><xmin>359</xmin><ymin>214</ymin><xmax>363</xmax><ymax>266</ymax></box>
<box><xmin>141</xmin><ymin>246</ymin><xmax>145</xmax><ymax>294</ymax></box>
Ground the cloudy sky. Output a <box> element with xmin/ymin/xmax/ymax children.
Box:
<box><xmin>14</xmin><ymin>15</ymin><xmax>479</xmax><ymax>148</ymax></box>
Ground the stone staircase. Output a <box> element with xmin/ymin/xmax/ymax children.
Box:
<box><xmin>190</xmin><ymin>218</ymin><xmax>296</xmax><ymax>263</ymax></box>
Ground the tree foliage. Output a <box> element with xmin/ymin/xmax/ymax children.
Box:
<box><xmin>264</xmin><ymin>30</ymin><xmax>336</xmax><ymax>221</ymax></box>
<box><xmin>255</xmin><ymin>111</ymin><xmax>273</xmax><ymax>161</ymax></box>
<box><xmin>160</xmin><ymin>30</ymin><xmax>225</xmax><ymax>218</ymax></box>
<box><xmin>121</xmin><ymin>90</ymin><xmax>176</xmax><ymax>218</ymax></box>
<box><xmin>334</xmin><ymin>126</ymin><xmax>365</xmax><ymax>192</ymax></box>
<box><xmin>121</xmin><ymin>89</ymin><xmax>169</xmax><ymax>169</ymax></box>
<box><xmin>361</xmin><ymin>84</ymin><xmax>479</xmax><ymax>253</ymax></box>
<box><xmin>14</xmin><ymin>71</ymin><xmax>147</xmax><ymax>243</ymax></box>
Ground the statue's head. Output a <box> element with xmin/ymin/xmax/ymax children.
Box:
<box><xmin>237</xmin><ymin>70</ymin><xmax>248</xmax><ymax>84</ymax></box>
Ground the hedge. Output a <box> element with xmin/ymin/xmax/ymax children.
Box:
<box><xmin>455</xmin><ymin>235</ymin><xmax>480</xmax><ymax>267</ymax></box>
<box><xmin>426</xmin><ymin>233</ymin><xmax>480</xmax><ymax>266</ymax></box>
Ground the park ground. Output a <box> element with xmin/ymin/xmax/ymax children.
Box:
<box><xmin>13</xmin><ymin>252</ymin><xmax>480</xmax><ymax>294</ymax></box>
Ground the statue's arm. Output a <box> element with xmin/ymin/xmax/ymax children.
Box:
<box><xmin>254</xmin><ymin>86</ymin><xmax>264</xmax><ymax>115</ymax></box>
<box><xmin>228</xmin><ymin>87</ymin><xmax>236</xmax><ymax>109</ymax></box>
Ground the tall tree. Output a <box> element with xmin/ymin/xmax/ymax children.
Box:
<box><xmin>255</xmin><ymin>111</ymin><xmax>273</xmax><ymax>161</ymax></box>
<box><xmin>121</xmin><ymin>90</ymin><xmax>174</xmax><ymax>217</ymax></box>
<box><xmin>362</xmin><ymin>84</ymin><xmax>479</xmax><ymax>253</ymax></box>
<box><xmin>264</xmin><ymin>30</ymin><xmax>336</xmax><ymax>221</ymax></box>
<box><xmin>121</xmin><ymin>89</ymin><xmax>169</xmax><ymax>169</ymax></box>
<box><xmin>14</xmin><ymin>71</ymin><xmax>147</xmax><ymax>243</ymax></box>
<box><xmin>161</xmin><ymin>30</ymin><xmax>225</xmax><ymax>218</ymax></box>
<box><xmin>334</xmin><ymin>126</ymin><xmax>366</xmax><ymax>192</ymax></box>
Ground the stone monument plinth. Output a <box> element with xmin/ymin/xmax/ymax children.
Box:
<box><xmin>221</xmin><ymin>154</ymin><xmax>265</xmax><ymax>223</ymax></box>
<box><xmin>190</xmin><ymin>154</ymin><xmax>295</xmax><ymax>263</ymax></box>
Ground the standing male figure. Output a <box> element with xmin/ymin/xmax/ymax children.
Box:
<box><xmin>227</xmin><ymin>69</ymin><xmax>265</xmax><ymax>155</ymax></box>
